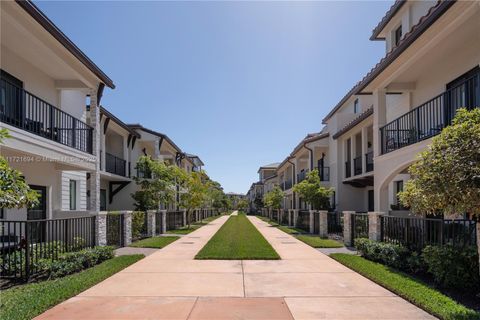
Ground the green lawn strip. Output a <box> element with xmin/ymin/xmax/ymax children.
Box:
<box><xmin>130</xmin><ymin>236</ymin><xmax>179</xmax><ymax>248</ymax></box>
<box><xmin>296</xmin><ymin>235</ymin><xmax>343</xmax><ymax>248</ymax></box>
<box><xmin>196</xmin><ymin>214</ymin><xmax>280</xmax><ymax>260</ymax></box>
<box><xmin>0</xmin><ymin>254</ymin><xmax>144</xmax><ymax>320</ymax></box>
<box><xmin>330</xmin><ymin>253</ymin><xmax>479</xmax><ymax>320</ymax></box>
<box><xmin>166</xmin><ymin>213</ymin><xmax>226</xmax><ymax>235</ymax></box>
<box><xmin>255</xmin><ymin>215</ymin><xmax>343</xmax><ymax>248</ymax></box>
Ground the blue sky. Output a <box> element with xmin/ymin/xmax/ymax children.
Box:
<box><xmin>37</xmin><ymin>0</ymin><xmax>391</xmax><ymax>194</ymax></box>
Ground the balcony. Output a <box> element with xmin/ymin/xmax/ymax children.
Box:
<box><xmin>281</xmin><ymin>180</ymin><xmax>292</xmax><ymax>191</ymax></box>
<box><xmin>353</xmin><ymin>156</ymin><xmax>362</xmax><ymax>176</ymax></box>
<box><xmin>365</xmin><ymin>151</ymin><xmax>374</xmax><ymax>172</ymax></box>
<box><xmin>0</xmin><ymin>78</ymin><xmax>93</xmax><ymax>154</ymax></box>
<box><xmin>380</xmin><ymin>72</ymin><xmax>479</xmax><ymax>154</ymax></box>
<box><xmin>345</xmin><ymin>161</ymin><xmax>351</xmax><ymax>178</ymax></box>
<box><xmin>105</xmin><ymin>152</ymin><xmax>126</xmax><ymax>176</ymax></box>
<box><xmin>317</xmin><ymin>167</ymin><xmax>330</xmax><ymax>181</ymax></box>
<box><xmin>297</xmin><ymin>170</ymin><xmax>308</xmax><ymax>183</ymax></box>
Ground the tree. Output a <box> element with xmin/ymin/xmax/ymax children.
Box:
<box><xmin>398</xmin><ymin>108</ymin><xmax>480</xmax><ymax>272</ymax></box>
<box><xmin>263</xmin><ymin>186</ymin><xmax>283</xmax><ymax>210</ymax></box>
<box><xmin>132</xmin><ymin>156</ymin><xmax>181</xmax><ymax>211</ymax></box>
<box><xmin>293</xmin><ymin>169</ymin><xmax>333</xmax><ymax>210</ymax></box>
<box><xmin>236</xmin><ymin>198</ymin><xmax>249</xmax><ymax>212</ymax></box>
<box><xmin>179</xmin><ymin>170</ymin><xmax>209</xmax><ymax>227</ymax></box>
<box><xmin>0</xmin><ymin>128</ymin><xmax>39</xmax><ymax>209</ymax></box>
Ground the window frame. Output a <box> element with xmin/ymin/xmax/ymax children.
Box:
<box><xmin>69</xmin><ymin>180</ymin><xmax>77</xmax><ymax>210</ymax></box>
<box><xmin>353</xmin><ymin>98</ymin><xmax>360</xmax><ymax>114</ymax></box>
<box><xmin>394</xmin><ymin>25</ymin><xmax>402</xmax><ymax>47</ymax></box>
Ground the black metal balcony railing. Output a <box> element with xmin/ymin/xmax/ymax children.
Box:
<box><xmin>316</xmin><ymin>166</ymin><xmax>330</xmax><ymax>181</ymax></box>
<box><xmin>0</xmin><ymin>78</ymin><xmax>93</xmax><ymax>154</ymax></box>
<box><xmin>365</xmin><ymin>151</ymin><xmax>374</xmax><ymax>172</ymax></box>
<box><xmin>380</xmin><ymin>73</ymin><xmax>479</xmax><ymax>154</ymax></box>
<box><xmin>345</xmin><ymin>161</ymin><xmax>351</xmax><ymax>178</ymax></box>
<box><xmin>105</xmin><ymin>152</ymin><xmax>126</xmax><ymax>176</ymax></box>
<box><xmin>281</xmin><ymin>180</ymin><xmax>293</xmax><ymax>191</ymax></box>
<box><xmin>297</xmin><ymin>170</ymin><xmax>308</xmax><ymax>183</ymax></box>
<box><xmin>353</xmin><ymin>156</ymin><xmax>362</xmax><ymax>176</ymax></box>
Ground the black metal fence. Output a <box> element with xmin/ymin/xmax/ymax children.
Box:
<box><xmin>381</xmin><ymin>216</ymin><xmax>477</xmax><ymax>251</ymax></box>
<box><xmin>296</xmin><ymin>210</ymin><xmax>310</xmax><ymax>233</ymax></box>
<box><xmin>155</xmin><ymin>211</ymin><xmax>164</xmax><ymax>234</ymax></box>
<box><xmin>166</xmin><ymin>211</ymin><xmax>184</xmax><ymax>230</ymax></box>
<box><xmin>280</xmin><ymin>210</ymin><xmax>289</xmax><ymax>225</ymax></box>
<box><xmin>328</xmin><ymin>211</ymin><xmax>343</xmax><ymax>237</ymax></box>
<box><xmin>313</xmin><ymin>211</ymin><xmax>319</xmax><ymax>234</ymax></box>
<box><xmin>131</xmin><ymin>211</ymin><xmax>148</xmax><ymax>241</ymax></box>
<box><xmin>106</xmin><ymin>214</ymin><xmax>124</xmax><ymax>247</ymax></box>
<box><xmin>0</xmin><ymin>216</ymin><xmax>96</xmax><ymax>280</ymax></box>
<box><xmin>0</xmin><ymin>78</ymin><xmax>93</xmax><ymax>154</ymax></box>
<box><xmin>272</xmin><ymin>209</ymin><xmax>279</xmax><ymax>222</ymax></box>
<box><xmin>351</xmin><ymin>213</ymin><xmax>369</xmax><ymax>240</ymax></box>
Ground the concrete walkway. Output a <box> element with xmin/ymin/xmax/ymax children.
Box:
<box><xmin>36</xmin><ymin>214</ymin><xmax>434</xmax><ymax>319</ymax></box>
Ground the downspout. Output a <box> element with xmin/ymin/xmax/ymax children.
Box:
<box><xmin>287</xmin><ymin>157</ymin><xmax>296</xmax><ymax>209</ymax></box>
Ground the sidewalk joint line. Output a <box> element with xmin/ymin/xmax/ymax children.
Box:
<box><xmin>185</xmin><ymin>296</ymin><xmax>199</xmax><ymax>320</ymax></box>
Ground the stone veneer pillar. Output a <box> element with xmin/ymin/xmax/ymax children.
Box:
<box><xmin>160</xmin><ymin>210</ymin><xmax>167</xmax><ymax>234</ymax></box>
<box><xmin>343</xmin><ymin>211</ymin><xmax>355</xmax><ymax>246</ymax></box>
<box><xmin>182</xmin><ymin>209</ymin><xmax>187</xmax><ymax>226</ymax></box>
<box><xmin>309</xmin><ymin>210</ymin><xmax>315</xmax><ymax>234</ymax></box>
<box><xmin>318</xmin><ymin>210</ymin><xmax>328</xmax><ymax>238</ymax></box>
<box><xmin>293</xmin><ymin>209</ymin><xmax>299</xmax><ymax>227</ymax></box>
<box><xmin>123</xmin><ymin>211</ymin><xmax>132</xmax><ymax>246</ymax></box>
<box><xmin>89</xmin><ymin>89</ymin><xmax>100</xmax><ymax>212</ymax></box>
<box><xmin>368</xmin><ymin>211</ymin><xmax>385</xmax><ymax>242</ymax></box>
<box><xmin>147</xmin><ymin>210</ymin><xmax>156</xmax><ymax>237</ymax></box>
<box><xmin>95</xmin><ymin>211</ymin><xmax>107</xmax><ymax>246</ymax></box>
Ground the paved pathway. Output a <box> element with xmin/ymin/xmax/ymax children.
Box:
<box><xmin>37</xmin><ymin>214</ymin><xmax>434</xmax><ymax>319</ymax></box>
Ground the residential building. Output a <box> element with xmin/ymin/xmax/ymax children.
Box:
<box><xmin>1</xmin><ymin>0</ymin><xmax>114</xmax><ymax>220</ymax></box>
<box><xmin>226</xmin><ymin>192</ymin><xmax>247</xmax><ymax>209</ymax></box>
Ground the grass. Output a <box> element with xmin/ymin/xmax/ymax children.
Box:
<box><xmin>330</xmin><ymin>253</ymin><xmax>480</xmax><ymax>320</ymax></box>
<box><xmin>129</xmin><ymin>236</ymin><xmax>179</xmax><ymax>248</ymax></box>
<box><xmin>166</xmin><ymin>213</ymin><xmax>226</xmax><ymax>235</ymax></box>
<box><xmin>0</xmin><ymin>254</ymin><xmax>144</xmax><ymax>320</ymax></box>
<box><xmin>195</xmin><ymin>213</ymin><xmax>280</xmax><ymax>260</ymax></box>
<box><xmin>256</xmin><ymin>215</ymin><xmax>344</xmax><ymax>248</ymax></box>
<box><xmin>296</xmin><ymin>235</ymin><xmax>343</xmax><ymax>248</ymax></box>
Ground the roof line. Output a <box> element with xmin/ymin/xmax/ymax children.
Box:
<box><xmin>127</xmin><ymin>124</ymin><xmax>183</xmax><ymax>153</ymax></box>
<box><xmin>370</xmin><ymin>0</ymin><xmax>407</xmax><ymax>40</ymax></box>
<box><xmin>16</xmin><ymin>0</ymin><xmax>115</xmax><ymax>89</ymax></box>
<box><xmin>99</xmin><ymin>106</ymin><xmax>141</xmax><ymax>138</ymax></box>
<box><xmin>332</xmin><ymin>107</ymin><xmax>374</xmax><ymax>139</ymax></box>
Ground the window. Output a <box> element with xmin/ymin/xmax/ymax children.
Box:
<box><xmin>69</xmin><ymin>180</ymin><xmax>77</xmax><ymax>210</ymax></box>
<box><xmin>395</xmin><ymin>180</ymin><xmax>404</xmax><ymax>204</ymax></box>
<box><xmin>354</xmin><ymin>99</ymin><xmax>359</xmax><ymax>114</ymax></box>
<box><xmin>394</xmin><ymin>25</ymin><xmax>402</xmax><ymax>47</ymax></box>
<box><xmin>100</xmin><ymin>189</ymin><xmax>107</xmax><ymax>211</ymax></box>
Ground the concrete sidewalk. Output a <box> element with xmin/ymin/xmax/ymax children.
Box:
<box><xmin>36</xmin><ymin>214</ymin><xmax>434</xmax><ymax>319</ymax></box>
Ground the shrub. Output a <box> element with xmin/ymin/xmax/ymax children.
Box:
<box><xmin>46</xmin><ymin>246</ymin><xmax>114</xmax><ymax>279</ymax></box>
<box><xmin>354</xmin><ymin>238</ymin><xmax>409</xmax><ymax>270</ymax></box>
<box><xmin>131</xmin><ymin>211</ymin><xmax>147</xmax><ymax>240</ymax></box>
<box><xmin>422</xmin><ymin>245</ymin><xmax>479</xmax><ymax>289</ymax></box>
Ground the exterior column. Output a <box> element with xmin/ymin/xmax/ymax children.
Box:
<box><xmin>293</xmin><ymin>209</ymin><xmax>299</xmax><ymax>227</ymax></box>
<box><xmin>100</xmin><ymin>120</ymin><xmax>106</xmax><ymax>171</ymax></box>
<box><xmin>123</xmin><ymin>211</ymin><xmax>132</xmax><ymax>246</ymax></box>
<box><xmin>288</xmin><ymin>209</ymin><xmax>292</xmax><ymax>226</ymax></box>
<box><xmin>373</xmin><ymin>88</ymin><xmax>387</xmax><ymax>158</ymax></box>
<box><xmin>95</xmin><ymin>211</ymin><xmax>107</xmax><ymax>246</ymax></box>
<box><xmin>361</xmin><ymin>126</ymin><xmax>368</xmax><ymax>173</ymax></box>
<box><xmin>123</xmin><ymin>135</ymin><xmax>129</xmax><ymax>176</ymax></box>
<box><xmin>319</xmin><ymin>210</ymin><xmax>328</xmax><ymax>238</ymax></box>
<box><xmin>147</xmin><ymin>210</ymin><xmax>156</xmax><ymax>237</ymax></box>
<box><xmin>343</xmin><ymin>211</ymin><xmax>355</xmax><ymax>246</ymax></box>
<box><xmin>309</xmin><ymin>210</ymin><xmax>315</xmax><ymax>234</ymax></box>
<box><xmin>89</xmin><ymin>89</ymin><xmax>101</xmax><ymax>212</ymax></box>
<box><xmin>160</xmin><ymin>210</ymin><xmax>167</xmax><ymax>234</ymax></box>
<box><xmin>182</xmin><ymin>209</ymin><xmax>187</xmax><ymax>226</ymax></box>
<box><xmin>368</xmin><ymin>211</ymin><xmax>384</xmax><ymax>242</ymax></box>
<box><xmin>154</xmin><ymin>138</ymin><xmax>161</xmax><ymax>160</ymax></box>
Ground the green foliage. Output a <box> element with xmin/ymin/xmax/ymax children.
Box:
<box><xmin>0</xmin><ymin>128</ymin><xmax>39</xmax><ymax>209</ymax></box>
<box><xmin>179</xmin><ymin>171</ymin><xmax>209</xmax><ymax>226</ymax></box>
<box><xmin>132</xmin><ymin>156</ymin><xmax>182</xmax><ymax>211</ymax></box>
<box><xmin>0</xmin><ymin>254</ymin><xmax>144</xmax><ymax>320</ymax></box>
<box><xmin>331</xmin><ymin>253</ymin><xmax>479</xmax><ymax>320</ymax></box>
<box><xmin>399</xmin><ymin>108</ymin><xmax>480</xmax><ymax>217</ymax></box>
<box><xmin>131</xmin><ymin>211</ymin><xmax>147</xmax><ymax>241</ymax></box>
<box><xmin>263</xmin><ymin>186</ymin><xmax>283</xmax><ymax>209</ymax></box>
<box><xmin>354</xmin><ymin>238</ymin><xmax>410</xmax><ymax>270</ymax></box>
<box><xmin>42</xmin><ymin>246</ymin><xmax>114</xmax><ymax>279</ymax></box>
<box><xmin>236</xmin><ymin>198</ymin><xmax>249</xmax><ymax>211</ymax></box>
<box><xmin>422</xmin><ymin>245</ymin><xmax>479</xmax><ymax>289</ymax></box>
<box><xmin>293</xmin><ymin>169</ymin><xmax>333</xmax><ymax>210</ymax></box>
<box><xmin>195</xmin><ymin>214</ymin><xmax>280</xmax><ymax>260</ymax></box>
<box><xmin>130</xmin><ymin>236</ymin><xmax>179</xmax><ymax>248</ymax></box>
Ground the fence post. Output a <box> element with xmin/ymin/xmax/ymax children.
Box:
<box><xmin>319</xmin><ymin>210</ymin><xmax>328</xmax><ymax>238</ymax></box>
<box><xmin>160</xmin><ymin>210</ymin><xmax>167</xmax><ymax>234</ymax></box>
<box><xmin>147</xmin><ymin>210</ymin><xmax>156</xmax><ymax>237</ymax></box>
<box><xmin>293</xmin><ymin>209</ymin><xmax>299</xmax><ymax>227</ymax></box>
<box><xmin>368</xmin><ymin>211</ymin><xmax>384</xmax><ymax>242</ymax></box>
<box><xmin>123</xmin><ymin>211</ymin><xmax>132</xmax><ymax>246</ymax></box>
<box><xmin>343</xmin><ymin>211</ymin><xmax>354</xmax><ymax>246</ymax></box>
<box><xmin>182</xmin><ymin>209</ymin><xmax>187</xmax><ymax>226</ymax></box>
<box><xmin>95</xmin><ymin>211</ymin><xmax>107</xmax><ymax>246</ymax></box>
<box><xmin>309</xmin><ymin>210</ymin><xmax>315</xmax><ymax>234</ymax></box>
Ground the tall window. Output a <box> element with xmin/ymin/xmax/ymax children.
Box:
<box><xmin>354</xmin><ymin>99</ymin><xmax>359</xmax><ymax>114</ymax></box>
<box><xmin>395</xmin><ymin>180</ymin><xmax>404</xmax><ymax>204</ymax></box>
<box><xmin>394</xmin><ymin>25</ymin><xmax>402</xmax><ymax>47</ymax></box>
<box><xmin>69</xmin><ymin>180</ymin><xmax>77</xmax><ymax>210</ymax></box>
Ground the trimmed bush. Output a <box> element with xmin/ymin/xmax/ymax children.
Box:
<box><xmin>354</xmin><ymin>238</ymin><xmax>409</xmax><ymax>270</ymax></box>
<box><xmin>422</xmin><ymin>245</ymin><xmax>479</xmax><ymax>289</ymax></box>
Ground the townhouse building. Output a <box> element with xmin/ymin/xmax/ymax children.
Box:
<box><xmin>1</xmin><ymin>0</ymin><xmax>114</xmax><ymax>220</ymax></box>
<box><xmin>248</xmin><ymin>0</ymin><xmax>480</xmax><ymax>217</ymax></box>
